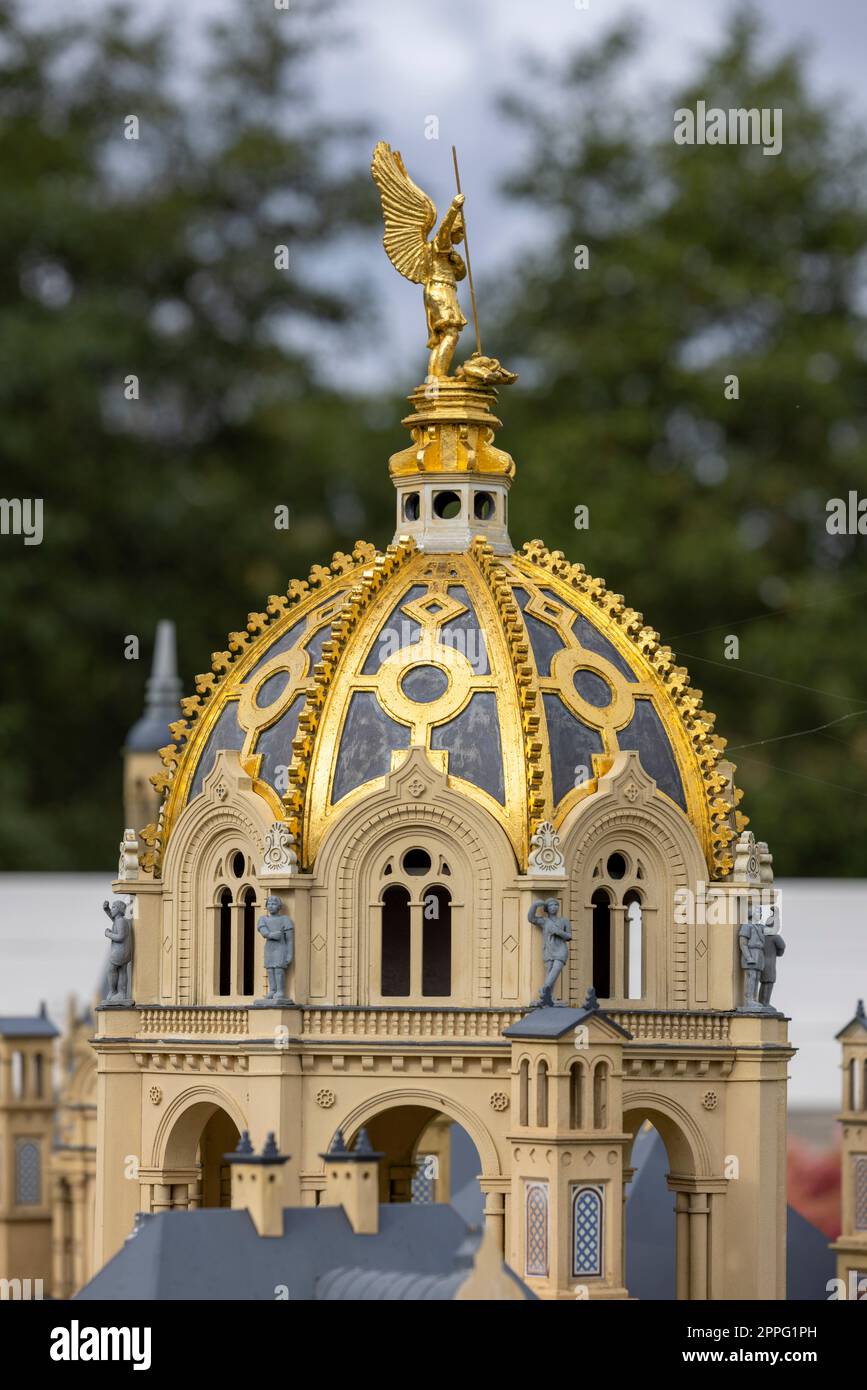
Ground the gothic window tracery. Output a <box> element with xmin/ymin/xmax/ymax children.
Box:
<box><xmin>590</xmin><ymin>851</ymin><xmax>648</xmax><ymax>1001</ymax></box>
<box><xmin>213</xmin><ymin>854</ymin><xmax>258</xmax><ymax>1000</ymax></box>
<box><xmin>377</xmin><ymin>848</ymin><xmax>455</xmax><ymax>1000</ymax></box>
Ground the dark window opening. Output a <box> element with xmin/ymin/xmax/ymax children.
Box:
<box><xmin>422</xmin><ymin>886</ymin><xmax>451</xmax><ymax>996</ymax></box>
<box><xmin>242</xmin><ymin>888</ymin><xmax>256</xmax><ymax>996</ymax></box>
<box><xmin>231</xmin><ymin>850</ymin><xmax>246</xmax><ymax>878</ymax></box>
<box><xmin>606</xmin><ymin>852</ymin><xmax>627</xmax><ymax>880</ymax></box>
<box><xmin>569</xmin><ymin>1063</ymin><xmax>583</xmax><ymax>1129</ymax></box>
<box><xmin>381</xmin><ymin>886</ymin><xmax>411</xmax><ymax>997</ymax></box>
<box><xmin>402</xmin><ymin>848</ymin><xmax>432</xmax><ymax>876</ymax></box>
<box><xmin>218</xmin><ymin>888</ymin><xmax>232</xmax><ymax>996</ymax></box>
<box><xmin>592</xmin><ymin>888</ymin><xmax>611</xmax><ymax>998</ymax></box>
<box><xmin>519</xmin><ymin>1060</ymin><xmax>530</xmax><ymax>1126</ymax></box>
<box><xmin>473</xmin><ymin>491</ymin><xmax>494</xmax><ymax>520</ymax></box>
<box><xmin>433</xmin><ymin>490</ymin><xmax>461</xmax><ymax>519</ymax></box>
<box><xmin>537</xmin><ymin>1060</ymin><xmax>549</xmax><ymax>1127</ymax></box>
<box><xmin>403</xmin><ymin>492</ymin><xmax>420</xmax><ymax>521</ymax></box>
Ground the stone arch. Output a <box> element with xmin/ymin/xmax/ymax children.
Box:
<box><xmin>152</xmin><ymin>1085</ymin><xmax>248</xmax><ymax>1170</ymax></box>
<box><xmin>313</xmin><ymin>756</ymin><xmax>517</xmax><ymax>1005</ymax></box>
<box><xmin>622</xmin><ymin>1090</ymin><xmax>711</xmax><ymax>1178</ymax></box>
<box><xmin>333</xmin><ymin>1086</ymin><xmax>502</xmax><ymax>1178</ymax></box>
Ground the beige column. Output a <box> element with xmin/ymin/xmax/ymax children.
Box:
<box><xmin>152</xmin><ymin>1182</ymin><xmax>173</xmax><ymax>1214</ymax></box>
<box><xmin>409</xmin><ymin>902</ymin><xmax>423</xmax><ymax>997</ymax></box>
<box><xmin>622</xmin><ymin>1166</ymin><xmax>634</xmax><ymax>1285</ymax></box>
<box><xmin>688</xmin><ymin>1191</ymin><xmax>709</xmax><ymax>1300</ymax></box>
<box><xmin>674</xmin><ymin>1191</ymin><xmax>690</xmax><ymax>1301</ymax></box>
<box><xmin>480</xmin><ymin>1183</ymin><xmax>508</xmax><ymax>1253</ymax></box>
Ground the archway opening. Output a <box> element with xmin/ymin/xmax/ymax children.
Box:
<box><xmin>347</xmin><ymin>1105</ymin><xmax>483</xmax><ymax>1222</ymax></box>
<box><xmin>623</xmin><ymin>1106</ymin><xmax>704</xmax><ymax>1301</ymax></box>
<box><xmin>198</xmin><ymin>1108</ymin><xmax>241</xmax><ymax>1209</ymax></box>
<box><xmin>162</xmin><ymin>1100</ymin><xmax>242</xmax><ymax>1212</ymax></box>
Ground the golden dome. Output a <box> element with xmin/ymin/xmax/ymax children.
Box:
<box><xmin>150</xmin><ymin>393</ymin><xmax>743</xmax><ymax>880</ymax></box>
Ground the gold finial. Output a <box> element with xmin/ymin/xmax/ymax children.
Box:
<box><xmin>371</xmin><ymin>141</ymin><xmax>516</xmax><ymax>387</ymax></box>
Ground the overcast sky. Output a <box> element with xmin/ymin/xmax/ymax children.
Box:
<box><xmin>31</xmin><ymin>0</ymin><xmax>867</xmax><ymax>388</ymax></box>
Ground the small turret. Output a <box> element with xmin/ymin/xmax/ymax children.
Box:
<box><xmin>122</xmin><ymin>620</ymin><xmax>181</xmax><ymax>833</ymax></box>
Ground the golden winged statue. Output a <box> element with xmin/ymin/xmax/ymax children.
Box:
<box><xmin>371</xmin><ymin>141</ymin><xmax>516</xmax><ymax>385</ymax></box>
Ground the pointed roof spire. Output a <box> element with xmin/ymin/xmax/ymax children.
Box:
<box><xmin>124</xmin><ymin>619</ymin><xmax>182</xmax><ymax>751</ymax></box>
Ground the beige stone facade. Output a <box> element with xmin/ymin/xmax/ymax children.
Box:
<box><xmin>831</xmin><ymin>1003</ymin><xmax>867</xmax><ymax>1296</ymax></box>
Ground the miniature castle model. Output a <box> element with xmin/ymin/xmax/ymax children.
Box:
<box><xmin>831</xmin><ymin>1000</ymin><xmax>867</xmax><ymax>1296</ymax></box>
<box><xmin>84</xmin><ymin>145</ymin><xmax>796</xmax><ymax>1301</ymax></box>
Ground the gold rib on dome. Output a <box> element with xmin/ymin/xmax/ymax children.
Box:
<box><xmin>512</xmin><ymin>539</ymin><xmax>745</xmax><ymax>879</ymax></box>
<box><xmin>141</xmin><ymin>540</ymin><xmax>381</xmax><ymax>876</ymax></box>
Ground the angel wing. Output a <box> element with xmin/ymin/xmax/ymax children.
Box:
<box><xmin>371</xmin><ymin>141</ymin><xmax>437</xmax><ymax>285</ymax></box>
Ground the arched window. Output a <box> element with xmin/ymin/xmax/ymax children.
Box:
<box><xmin>536</xmin><ymin>1059</ymin><xmax>549</xmax><ymax>1127</ymax></box>
<box><xmin>242</xmin><ymin>888</ymin><xmax>256</xmax><ymax>997</ymax></box>
<box><xmin>849</xmin><ymin>1058</ymin><xmax>858</xmax><ymax>1111</ymax></box>
<box><xmin>569</xmin><ymin>1061</ymin><xmax>584</xmax><ymax>1129</ymax></box>
<box><xmin>592</xmin><ymin>889</ymin><xmax>611</xmax><ymax>998</ymax></box>
<box><xmin>624</xmin><ymin>890</ymin><xmax>643</xmax><ymax>1000</ymax></box>
<box><xmin>34</xmin><ymin>1053</ymin><xmax>44</xmax><ymax>1099</ymax></box>
<box><xmin>519</xmin><ymin>1059</ymin><xmax>530</xmax><ymax>1127</ymax></box>
<box><xmin>381</xmin><ymin>886</ymin><xmax>411</xmax><ymax>996</ymax></box>
<box><xmin>11</xmin><ymin>1050</ymin><xmax>24</xmax><ymax>1100</ymax></box>
<box><xmin>15</xmin><ymin>1139</ymin><xmax>41</xmax><ymax>1205</ymax></box>
<box><xmin>590</xmin><ymin>852</ymin><xmax>649</xmax><ymax>1002</ymax></box>
<box><xmin>572</xmin><ymin>1186</ymin><xmax>603</xmax><ymax>1277</ymax></box>
<box><xmin>593</xmin><ymin>1061</ymin><xmax>609</xmax><ymax>1129</ymax></box>
<box><xmin>218</xmin><ymin>888</ymin><xmax>232</xmax><ymax>996</ymax></box>
<box><xmin>525</xmin><ymin>1181</ymin><xmax>549</xmax><ymax>1277</ymax></box>
<box><xmin>422</xmin><ymin>886</ymin><xmax>451</xmax><ymax>996</ymax></box>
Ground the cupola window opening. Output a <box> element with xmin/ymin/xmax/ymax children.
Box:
<box><xmin>376</xmin><ymin>850</ymin><xmax>456</xmax><ymax>1001</ymax></box>
<box><xmin>213</xmin><ymin>858</ymin><xmax>258</xmax><ymax>1001</ymax></box>
<box><xmin>589</xmin><ymin>852</ymin><xmax>648</xmax><ymax>1003</ymax></box>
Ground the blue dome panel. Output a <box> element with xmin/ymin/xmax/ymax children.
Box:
<box><xmin>442</xmin><ymin>586</ymin><xmax>489</xmax><ymax>674</ymax></box>
<box><xmin>543</xmin><ymin>693</ymin><xmax>605</xmax><ymax>807</ymax></box>
<box><xmin>514</xmin><ymin>587</ymin><xmax>565</xmax><ymax>676</ymax></box>
<box><xmin>361</xmin><ymin>585</ymin><xmax>427</xmax><ymax>674</ymax></box>
<box><xmin>431</xmin><ymin>691</ymin><xmax>505</xmax><ymax>804</ymax></box>
<box><xmin>332</xmin><ymin>692</ymin><xmax>410</xmax><ymax>803</ymax></box>
<box><xmin>539</xmin><ymin>588</ymin><xmax>637</xmax><ymax>680</ymax></box>
<box><xmin>254</xmin><ymin>693</ymin><xmax>307</xmax><ymax>791</ymax></box>
<box><xmin>190</xmin><ymin>701</ymin><xmax>245</xmax><ymax>800</ymax></box>
<box><xmin>618</xmin><ymin>699</ymin><xmax>686</xmax><ymax>810</ymax></box>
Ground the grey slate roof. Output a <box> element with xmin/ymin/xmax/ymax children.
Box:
<box><xmin>0</xmin><ymin>1013</ymin><xmax>59</xmax><ymax>1039</ymax></box>
<box><xmin>75</xmin><ymin>1201</ymin><xmax>533</xmax><ymax>1302</ymax></box>
<box><xmin>835</xmin><ymin>998</ymin><xmax>867</xmax><ymax>1038</ymax></box>
<box><xmin>502</xmin><ymin>995</ymin><xmax>632</xmax><ymax>1041</ymax></box>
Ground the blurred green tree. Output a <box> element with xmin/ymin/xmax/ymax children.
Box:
<box><xmin>494</xmin><ymin>13</ymin><xmax>867</xmax><ymax>875</ymax></box>
<box><xmin>0</xmin><ymin>0</ymin><xmax>390</xmax><ymax>868</ymax></box>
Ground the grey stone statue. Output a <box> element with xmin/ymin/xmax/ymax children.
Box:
<box><xmin>759</xmin><ymin>907</ymin><xmax>786</xmax><ymax>1008</ymax></box>
<box><xmin>738</xmin><ymin>902</ymin><xmax>784</xmax><ymax>1011</ymax></box>
<box><xmin>257</xmin><ymin>894</ymin><xmax>294</xmax><ymax>1004</ymax></box>
<box><xmin>102</xmin><ymin>899</ymin><xmax>133</xmax><ymax>1003</ymax></box>
<box><xmin>528</xmin><ymin>897</ymin><xmax>572</xmax><ymax>1008</ymax></box>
